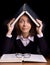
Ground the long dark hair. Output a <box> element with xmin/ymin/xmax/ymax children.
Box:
<box><xmin>14</xmin><ymin>14</ymin><xmax>37</xmax><ymax>36</ymax></box>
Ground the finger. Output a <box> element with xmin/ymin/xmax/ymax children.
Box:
<box><xmin>36</xmin><ymin>19</ymin><xmax>43</xmax><ymax>27</ymax></box>
<box><xmin>36</xmin><ymin>19</ymin><xmax>42</xmax><ymax>24</ymax></box>
<box><xmin>10</xmin><ymin>18</ymin><xmax>15</xmax><ymax>25</ymax></box>
<box><xmin>7</xmin><ymin>18</ymin><xmax>15</xmax><ymax>25</ymax></box>
<box><xmin>7</xmin><ymin>18</ymin><xmax>15</xmax><ymax>27</ymax></box>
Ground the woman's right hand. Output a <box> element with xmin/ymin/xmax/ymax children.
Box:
<box><xmin>6</xmin><ymin>18</ymin><xmax>15</xmax><ymax>35</ymax></box>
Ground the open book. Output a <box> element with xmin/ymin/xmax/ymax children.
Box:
<box><xmin>12</xmin><ymin>3</ymin><xmax>40</xmax><ymax>27</ymax></box>
<box><xmin>0</xmin><ymin>53</ymin><xmax>47</xmax><ymax>62</ymax></box>
<box><xmin>12</xmin><ymin>11</ymin><xmax>40</xmax><ymax>27</ymax></box>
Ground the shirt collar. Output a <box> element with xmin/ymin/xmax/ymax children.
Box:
<box><xmin>16</xmin><ymin>35</ymin><xmax>34</xmax><ymax>42</ymax></box>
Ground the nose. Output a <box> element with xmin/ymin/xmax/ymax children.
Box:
<box><xmin>23</xmin><ymin>21</ymin><xmax>27</xmax><ymax>26</ymax></box>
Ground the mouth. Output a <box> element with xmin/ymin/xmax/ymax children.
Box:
<box><xmin>22</xmin><ymin>28</ymin><xmax>28</xmax><ymax>29</ymax></box>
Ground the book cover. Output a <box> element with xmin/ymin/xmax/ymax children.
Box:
<box><xmin>12</xmin><ymin>3</ymin><xmax>40</xmax><ymax>27</ymax></box>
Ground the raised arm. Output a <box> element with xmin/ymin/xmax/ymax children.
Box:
<box><xmin>2</xmin><ymin>18</ymin><xmax>16</xmax><ymax>54</ymax></box>
<box><xmin>36</xmin><ymin>19</ymin><xmax>48</xmax><ymax>57</ymax></box>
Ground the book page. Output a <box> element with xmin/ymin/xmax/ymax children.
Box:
<box><xmin>0</xmin><ymin>54</ymin><xmax>22</xmax><ymax>62</ymax></box>
<box><xmin>0</xmin><ymin>53</ymin><xmax>47</xmax><ymax>62</ymax></box>
<box><xmin>23</xmin><ymin>54</ymin><xmax>47</xmax><ymax>62</ymax></box>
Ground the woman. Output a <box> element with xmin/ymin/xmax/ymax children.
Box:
<box><xmin>2</xmin><ymin>14</ymin><xmax>48</xmax><ymax>57</ymax></box>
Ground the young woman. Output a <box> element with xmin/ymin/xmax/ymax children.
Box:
<box><xmin>2</xmin><ymin>14</ymin><xmax>48</xmax><ymax>57</ymax></box>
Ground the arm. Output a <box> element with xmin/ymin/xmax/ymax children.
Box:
<box><xmin>37</xmin><ymin>36</ymin><xmax>48</xmax><ymax>57</ymax></box>
<box><xmin>2</xmin><ymin>36</ymin><xmax>14</xmax><ymax>54</ymax></box>
<box><xmin>36</xmin><ymin>19</ymin><xmax>48</xmax><ymax>57</ymax></box>
<box><xmin>2</xmin><ymin>18</ymin><xmax>15</xmax><ymax>54</ymax></box>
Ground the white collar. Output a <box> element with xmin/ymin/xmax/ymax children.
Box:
<box><xmin>16</xmin><ymin>35</ymin><xmax>34</xmax><ymax>42</ymax></box>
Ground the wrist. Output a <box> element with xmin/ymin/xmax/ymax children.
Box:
<box><xmin>7</xmin><ymin>31</ymin><xmax>12</xmax><ymax>35</ymax></box>
<box><xmin>38</xmin><ymin>32</ymin><xmax>43</xmax><ymax>35</ymax></box>
<box><xmin>37</xmin><ymin>31</ymin><xmax>43</xmax><ymax>35</ymax></box>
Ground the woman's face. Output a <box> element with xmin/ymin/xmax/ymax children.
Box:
<box><xmin>18</xmin><ymin>15</ymin><xmax>31</xmax><ymax>34</ymax></box>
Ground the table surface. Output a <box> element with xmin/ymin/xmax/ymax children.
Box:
<box><xmin>0</xmin><ymin>58</ymin><xmax>50</xmax><ymax>65</ymax></box>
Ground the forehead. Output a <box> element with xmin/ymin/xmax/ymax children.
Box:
<box><xmin>19</xmin><ymin>14</ymin><xmax>30</xmax><ymax>20</ymax></box>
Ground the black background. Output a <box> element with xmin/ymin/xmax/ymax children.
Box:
<box><xmin>0</xmin><ymin>0</ymin><xmax>49</xmax><ymax>55</ymax></box>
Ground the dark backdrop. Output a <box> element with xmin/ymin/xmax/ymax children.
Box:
<box><xmin>0</xmin><ymin>0</ymin><xmax>49</xmax><ymax>55</ymax></box>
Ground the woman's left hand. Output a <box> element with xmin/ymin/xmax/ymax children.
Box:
<box><xmin>36</xmin><ymin>19</ymin><xmax>43</xmax><ymax>35</ymax></box>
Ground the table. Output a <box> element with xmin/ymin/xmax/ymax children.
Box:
<box><xmin>0</xmin><ymin>59</ymin><xmax>50</xmax><ymax>65</ymax></box>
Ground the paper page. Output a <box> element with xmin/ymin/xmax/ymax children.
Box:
<box><xmin>0</xmin><ymin>54</ymin><xmax>22</xmax><ymax>62</ymax></box>
<box><xmin>23</xmin><ymin>54</ymin><xmax>47</xmax><ymax>62</ymax></box>
<box><xmin>0</xmin><ymin>53</ymin><xmax>47</xmax><ymax>62</ymax></box>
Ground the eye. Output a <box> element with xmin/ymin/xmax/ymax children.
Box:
<box><xmin>19</xmin><ymin>19</ymin><xmax>24</xmax><ymax>23</ymax></box>
<box><xmin>27</xmin><ymin>19</ymin><xmax>31</xmax><ymax>24</ymax></box>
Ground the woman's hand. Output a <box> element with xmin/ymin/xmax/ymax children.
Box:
<box><xmin>6</xmin><ymin>18</ymin><xmax>15</xmax><ymax>35</ymax></box>
<box><xmin>36</xmin><ymin>19</ymin><xmax>43</xmax><ymax>35</ymax></box>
